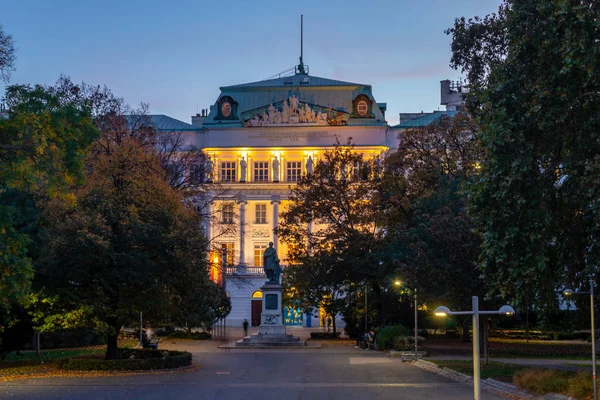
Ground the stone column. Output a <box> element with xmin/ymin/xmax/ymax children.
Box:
<box><xmin>271</xmin><ymin>196</ymin><xmax>281</xmax><ymax>247</ymax></box>
<box><xmin>238</xmin><ymin>198</ymin><xmax>247</xmax><ymax>265</ymax></box>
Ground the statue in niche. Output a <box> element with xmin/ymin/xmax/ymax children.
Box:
<box><xmin>240</xmin><ymin>157</ymin><xmax>247</xmax><ymax>182</ymax></box>
<box><xmin>289</xmin><ymin>95</ymin><xmax>300</xmax><ymax>114</ymax></box>
<box><xmin>281</xmin><ymin>100</ymin><xmax>290</xmax><ymax>123</ymax></box>
<box><xmin>263</xmin><ymin>242</ymin><xmax>281</xmax><ymax>283</ymax></box>
<box><xmin>272</xmin><ymin>157</ymin><xmax>280</xmax><ymax>182</ymax></box>
<box><xmin>205</xmin><ymin>157</ymin><xmax>214</xmax><ymax>182</ymax></box>
<box><xmin>306</xmin><ymin>155</ymin><xmax>314</xmax><ymax>175</ymax></box>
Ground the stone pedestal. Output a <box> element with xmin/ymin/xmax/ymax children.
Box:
<box><xmin>258</xmin><ymin>282</ymin><xmax>286</xmax><ymax>336</ymax></box>
<box><xmin>235</xmin><ymin>281</ymin><xmax>305</xmax><ymax>348</ymax></box>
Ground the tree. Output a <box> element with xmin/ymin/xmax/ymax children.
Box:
<box><xmin>0</xmin><ymin>81</ymin><xmax>99</xmax><ymax>352</ymax></box>
<box><xmin>378</xmin><ymin>113</ymin><xmax>487</xmax><ymax>339</ymax></box>
<box><xmin>38</xmin><ymin>138</ymin><xmax>209</xmax><ymax>359</ymax></box>
<box><xmin>0</xmin><ymin>24</ymin><xmax>15</xmax><ymax>82</ymax></box>
<box><xmin>448</xmin><ymin>1</ymin><xmax>600</xmax><ymax>309</ymax></box>
<box><xmin>277</xmin><ymin>142</ymin><xmax>384</xmax><ymax>332</ymax></box>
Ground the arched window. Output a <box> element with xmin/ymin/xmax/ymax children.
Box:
<box><xmin>251</xmin><ymin>290</ymin><xmax>263</xmax><ymax>299</ymax></box>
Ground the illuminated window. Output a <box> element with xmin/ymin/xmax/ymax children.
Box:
<box><xmin>286</xmin><ymin>161</ymin><xmax>302</xmax><ymax>182</ymax></box>
<box><xmin>254</xmin><ymin>243</ymin><xmax>268</xmax><ymax>267</ymax></box>
<box><xmin>254</xmin><ymin>162</ymin><xmax>269</xmax><ymax>182</ymax></box>
<box><xmin>251</xmin><ymin>290</ymin><xmax>263</xmax><ymax>299</ymax></box>
<box><xmin>255</xmin><ymin>204</ymin><xmax>267</xmax><ymax>224</ymax></box>
<box><xmin>222</xmin><ymin>203</ymin><xmax>234</xmax><ymax>224</ymax></box>
<box><xmin>220</xmin><ymin>243</ymin><xmax>235</xmax><ymax>265</ymax></box>
<box><xmin>220</xmin><ymin>161</ymin><xmax>237</xmax><ymax>183</ymax></box>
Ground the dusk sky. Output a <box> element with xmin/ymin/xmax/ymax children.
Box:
<box><xmin>2</xmin><ymin>0</ymin><xmax>502</xmax><ymax>125</ymax></box>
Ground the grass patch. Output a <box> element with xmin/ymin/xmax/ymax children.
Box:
<box><xmin>4</xmin><ymin>347</ymin><xmax>104</xmax><ymax>362</ymax></box>
<box><xmin>429</xmin><ymin>360</ymin><xmax>531</xmax><ymax>381</ymax></box>
<box><xmin>513</xmin><ymin>369</ymin><xmax>597</xmax><ymax>399</ymax></box>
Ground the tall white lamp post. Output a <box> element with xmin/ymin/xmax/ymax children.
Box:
<box><xmin>434</xmin><ymin>296</ymin><xmax>515</xmax><ymax>400</ymax></box>
<box><xmin>564</xmin><ymin>282</ymin><xmax>596</xmax><ymax>400</ymax></box>
<box><xmin>395</xmin><ymin>280</ymin><xmax>418</xmax><ymax>360</ymax></box>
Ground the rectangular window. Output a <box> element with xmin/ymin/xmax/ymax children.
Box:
<box><xmin>220</xmin><ymin>243</ymin><xmax>235</xmax><ymax>266</ymax></box>
<box><xmin>221</xmin><ymin>203</ymin><xmax>234</xmax><ymax>224</ymax></box>
<box><xmin>253</xmin><ymin>162</ymin><xmax>269</xmax><ymax>182</ymax></box>
<box><xmin>220</xmin><ymin>161</ymin><xmax>237</xmax><ymax>183</ymax></box>
<box><xmin>254</xmin><ymin>243</ymin><xmax>268</xmax><ymax>267</ymax></box>
<box><xmin>286</xmin><ymin>161</ymin><xmax>302</xmax><ymax>182</ymax></box>
<box><xmin>255</xmin><ymin>204</ymin><xmax>267</xmax><ymax>224</ymax></box>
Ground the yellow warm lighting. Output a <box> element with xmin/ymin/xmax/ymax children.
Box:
<box><xmin>394</xmin><ymin>280</ymin><xmax>401</xmax><ymax>286</ymax></box>
<box><xmin>435</xmin><ymin>312</ymin><xmax>448</xmax><ymax>317</ymax></box>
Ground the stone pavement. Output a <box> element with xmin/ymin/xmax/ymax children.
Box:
<box><xmin>1</xmin><ymin>340</ymin><xmax>507</xmax><ymax>400</ymax></box>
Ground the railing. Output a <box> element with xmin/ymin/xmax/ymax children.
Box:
<box><xmin>225</xmin><ymin>265</ymin><xmax>286</xmax><ymax>275</ymax></box>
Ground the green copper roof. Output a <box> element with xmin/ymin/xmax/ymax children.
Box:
<box><xmin>391</xmin><ymin>111</ymin><xmax>458</xmax><ymax>128</ymax></box>
<box><xmin>221</xmin><ymin>74</ymin><xmax>368</xmax><ymax>90</ymax></box>
<box><xmin>126</xmin><ymin>114</ymin><xmax>200</xmax><ymax>132</ymax></box>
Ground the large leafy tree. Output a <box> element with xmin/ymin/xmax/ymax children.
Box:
<box><xmin>278</xmin><ymin>142</ymin><xmax>384</xmax><ymax>331</ymax></box>
<box><xmin>0</xmin><ymin>82</ymin><xmax>98</xmax><ymax>346</ymax></box>
<box><xmin>448</xmin><ymin>0</ymin><xmax>600</xmax><ymax>308</ymax></box>
<box><xmin>38</xmin><ymin>137</ymin><xmax>209</xmax><ymax>359</ymax></box>
<box><xmin>378</xmin><ymin>113</ymin><xmax>489</xmax><ymax>339</ymax></box>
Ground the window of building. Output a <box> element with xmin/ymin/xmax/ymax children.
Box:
<box><xmin>220</xmin><ymin>243</ymin><xmax>235</xmax><ymax>265</ymax></box>
<box><xmin>222</xmin><ymin>203</ymin><xmax>234</xmax><ymax>224</ymax></box>
<box><xmin>220</xmin><ymin>161</ymin><xmax>237</xmax><ymax>183</ymax></box>
<box><xmin>254</xmin><ymin>162</ymin><xmax>269</xmax><ymax>182</ymax></box>
<box><xmin>255</xmin><ymin>204</ymin><xmax>267</xmax><ymax>224</ymax></box>
<box><xmin>254</xmin><ymin>243</ymin><xmax>268</xmax><ymax>267</ymax></box>
<box><xmin>286</xmin><ymin>161</ymin><xmax>302</xmax><ymax>182</ymax></box>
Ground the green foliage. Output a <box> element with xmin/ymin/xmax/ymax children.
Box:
<box><xmin>449</xmin><ymin>1</ymin><xmax>600</xmax><ymax>308</ymax></box>
<box><xmin>392</xmin><ymin>336</ymin><xmax>425</xmax><ymax>351</ymax></box>
<box><xmin>375</xmin><ymin>324</ymin><xmax>410</xmax><ymax>350</ymax></box>
<box><xmin>169</xmin><ymin>280</ymin><xmax>230</xmax><ymax>332</ymax></box>
<box><xmin>57</xmin><ymin>349</ymin><xmax>192</xmax><ymax>371</ymax></box>
<box><xmin>166</xmin><ymin>331</ymin><xmax>211</xmax><ymax>340</ymax></box>
<box><xmin>309</xmin><ymin>332</ymin><xmax>341</xmax><ymax>339</ymax></box>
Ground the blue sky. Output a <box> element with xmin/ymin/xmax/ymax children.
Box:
<box><xmin>1</xmin><ymin>0</ymin><xmax>502</xmax><ymax>125</ymax></box>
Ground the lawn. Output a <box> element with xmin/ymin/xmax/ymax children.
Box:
<box><xmin>426</xmin><ymin>335</ymin><xmax>592</xmax><ymax>360</ymax></box>
<box><xmin>429</xmin><ymin>360</ymin><xmax>531</xmax><ymax>382</ymax></box>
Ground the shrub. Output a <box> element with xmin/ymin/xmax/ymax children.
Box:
<box><xmin>513</xmin><ymin>369</ymin><xmax>570</xmax><ymax>395</ymax></box>
<box><xmin>310</xmin><ymin>332</ymin><xmax>341</xmax><ymax>339</ymax></box>
<box><xmin>376</xmin><ymin>325</ymin><xmax>410</xmax><ymax>350</ymax></box>
<box><xmin>567</xmin><ymin>371</ymin><xmax>594</xmax><ymax>398</ymax></box>
<box><xmin>167</xmin><ymin>331</ymin><xmax>212</xmax><ymax>340</ymax></box>
<box><xmin>58</xmin><ymin>349</ymin><xmax>192</xmax><ymax>371</ymax></box>
<box><xmin>393</xmin><ymin>336</ymin><xmax>425</xmax><ymax>351</ymax></box>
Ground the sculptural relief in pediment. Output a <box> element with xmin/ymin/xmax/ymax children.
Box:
<box><xmin>242</xmin><ymin>96</ymin><xmax>348</xmax><ymax>127</ymax></box>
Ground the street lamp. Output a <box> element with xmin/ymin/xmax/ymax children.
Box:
<box><xmin>564</xmin><ymin>283</ymin><xmax>596</xmax><ymax>400</ymax></box>
<box><xmin>434</xmin><ymin>296</ymin><xmax>515</xmax><ymax>400</ymax></box>
<box><xmin>394</xmin><ymin>280</ymin><xmax>419</xmax><ymax>360</ymax></box>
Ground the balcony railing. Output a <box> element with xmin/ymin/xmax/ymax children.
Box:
<box><xmin>225</xmin><ymin>265</ymin><xmax>286</xmax><ymax>275</ymax></box>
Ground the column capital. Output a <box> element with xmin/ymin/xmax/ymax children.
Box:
<box><xmin>237</xmin><ymin>196</ymin><xmax>248</xmax><ymax>205</ymax></box>
<box><xmin>270</xmin><ymin>195</ymin><xmax>281</xmax><ymax>205</ymax></box>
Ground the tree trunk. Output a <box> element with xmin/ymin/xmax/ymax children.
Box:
<box><xmin>461</xmin><ymin>318</ymin><xmax>470</xmax><ymax>342</ymax></box>
<box><xmin>105</xmin><ymin>319</ymin><xmax>122</xmax><ymax>360</ymax></box>
<box><xmin>332</xmin><ymin>315</ymin><xmax>337</xmax><ymax>336</ymax></box>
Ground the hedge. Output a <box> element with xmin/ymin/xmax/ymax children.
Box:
<box><xmin>58</xmin><ymin>349</ymin><xmax>192</xmax><ymax>371</ymax></box>
<box><xmin>376</xmin><ymin>325</ymin><xmax>411</xmax><ymax>350</ymax></box>
<box><xmin>393</xmin><ymin>336</ymin><xmax>425</xmax><ymax>351</ymax></box>
<box><xmin>167</xmin><ymin>331</ymin><xmax>212</xmax><ymax>340</ymax></box>
<box><xmin>310</xmin><ymin>332</ymin><xmax>341</xmax><ymax>339</ymax></box>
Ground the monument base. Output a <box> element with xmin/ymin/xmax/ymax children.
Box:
<box><xmin>235</xmin><ymin>281</ymin><xmax>305</xmax><ymax>348</ymax></box>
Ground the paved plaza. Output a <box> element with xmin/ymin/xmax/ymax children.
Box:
<box><xmin>2</xmin><ymin>331</ymin><xmax>506</xmax><ymax>400</ymax></box>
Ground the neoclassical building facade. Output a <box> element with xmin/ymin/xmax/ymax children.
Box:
<box><xmin>150</xmin><ymin>69</ymin><xmax>430</xmax><ymax>328</ymax></box>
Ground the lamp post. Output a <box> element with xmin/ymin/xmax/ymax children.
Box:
<box><xmin>434</xmin><ymin>297</ymin><xmax>514</xmax><ymax>400</ymax></box>
<box><xmin>395</xmin><ymin>280</ymin><xmax>419</xmax><ymax>360</ymax></box>
<box><xmin>564</xmin><ymin>281</ymin><xmax>596</xmax><ymax>400</ymax></box>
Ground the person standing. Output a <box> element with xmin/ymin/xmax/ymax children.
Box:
<box><xmin>243</xmin><ymin>319</ymin><xmax>249</xmax><ymax>337</ymax></box>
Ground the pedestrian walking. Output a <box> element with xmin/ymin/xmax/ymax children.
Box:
<box><xmin>327</xmin><ymin>316</ymin><xmax>332</xmax><ymax>332</ymax></box>
<box><xmin>243</xmin><ymin>319</ymin><xmax>249</xmax><ymax>337</ymax></box>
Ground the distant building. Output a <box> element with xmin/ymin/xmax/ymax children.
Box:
<box><xmin>386</xmin><ymin>79</ymin><xmax>467</xmax><ymax>149</ymax></box>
